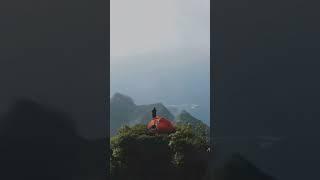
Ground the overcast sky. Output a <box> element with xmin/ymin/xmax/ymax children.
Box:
<box><xmin>111</xmin><ymin>0</ymin><xmax>210</xmax><ymax>57</ymax></box>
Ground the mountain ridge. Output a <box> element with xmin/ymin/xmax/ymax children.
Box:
<box><xmin>110</xmin><ymin>93</ymin><xmax>209</xmax><ymax>136</ymax></box>
<box><xmin>110</xmin><ymin>93</ymin><xmax>174</xmax><ymax>135</ymax></box>
<box><xmin>175</xmin><ymin>110</ymin><xmax>210</xmax><ymax>139</ymax></box>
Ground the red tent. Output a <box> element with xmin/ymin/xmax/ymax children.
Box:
<box><xmin>147</xmin><ymin>115</ymin><xmax>175</xmax><ymax>134</ymax></box>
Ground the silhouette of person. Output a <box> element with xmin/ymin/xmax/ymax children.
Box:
<box><xmin>152</xmin><ymin>107</ymin><xmax>157</xmax><ymax>118</ymax></box>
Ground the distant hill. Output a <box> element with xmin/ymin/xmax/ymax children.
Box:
<box><xmin>166</xmin><ymin>106</ymin><xmax>180</xmax><ymax>116</ymax></box>
<box><xmin>110</xmin><ymin>93</ymin><xmax>136</xmax><ymax>135</ymax></box>
<box><xmin>110</xmin><ymin>93</ymin><xmax>174</xmax><ymax>135</ymax></box>
<box><xmin>175</xmin><ymin>110</ymin><xmax>210</xmax><ymax>138</ymax></box>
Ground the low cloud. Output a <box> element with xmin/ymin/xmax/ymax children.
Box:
<box><xmin>166</xmin><ymin>104</ymin><xmax>200</xmax><ymax>116</ymax></box>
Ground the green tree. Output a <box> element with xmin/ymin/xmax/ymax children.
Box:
<box><xmin>110</xmin><ymin>124</ymin><xmax>209</xmax><ymax>180</ymax></box>
<box><xmin>168</xmin><ymin>124</ymin><xmax>209</xmax><ymax>180</ymax></box>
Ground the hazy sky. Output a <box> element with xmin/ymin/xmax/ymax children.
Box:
<box><xmin>110</xmin><ymin>0</ymin><xmax>210</xmax><ymax>123</ymax></box>
<box><xmin>111</xmin><ymin>0</ymin><xmax>210</xmax><ymax>57</ymax></box>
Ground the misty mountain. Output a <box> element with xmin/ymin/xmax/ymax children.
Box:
<box><xmin>175</xmin><ymin>110</ymin><xmax>209</xmax><ymax>138</ymax></box>
<box><xmin>166</xmin><ymin>105</ymin><xmax>181</xmax><ymax>116</ymax></box>
<box><xmin>110</xmin><ymin>93</ymin><xmax>174</xmax><ymax>135</ymax></box>
<box><xmin>110</xmin><ymin>93</ymin><xmax>210</xmax><ymax>137</ymax></box>
<box><xmin>176</xmin><ymin>110</ymin><xmax>207</xmax><ymax>125</ymax></box>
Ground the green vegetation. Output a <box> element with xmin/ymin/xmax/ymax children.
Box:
<box><xmin>110</xmin><ymin>124</ymin><xmax>209</xmax><ymax>180</ymax></box>
<box><xmin>175</xmin><ymin>110</ymin><xmax>210</xmax><ymax>143</ymax></box>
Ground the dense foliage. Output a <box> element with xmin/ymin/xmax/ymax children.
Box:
<box><xmin>110</xmin><ymin>124</ymin><xmax>210</xmax><ymax>180</ymax></box>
